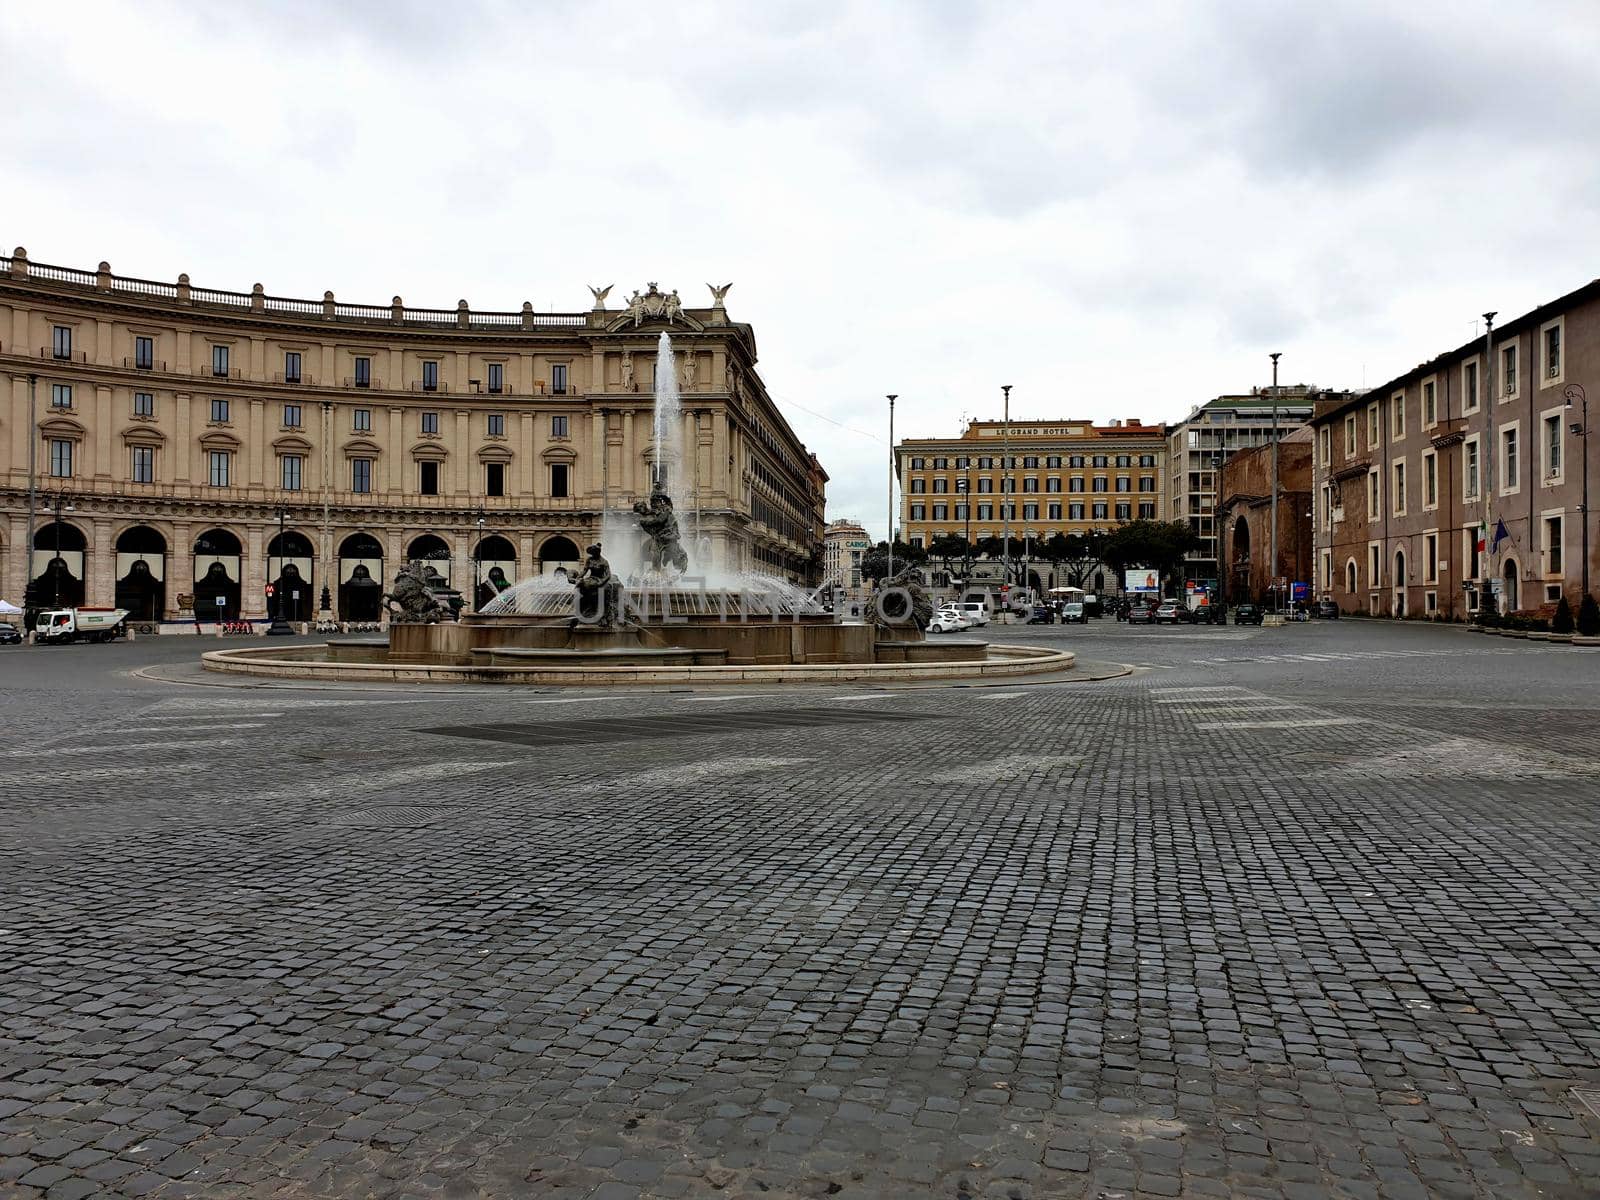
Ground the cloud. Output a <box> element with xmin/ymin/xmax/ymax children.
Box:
<box><xmin>3</xmin><ymin>0</ymin><xmax>1598</xmax><ymax>538</ymax></box>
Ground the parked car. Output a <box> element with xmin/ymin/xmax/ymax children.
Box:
<box><xmin>1154</xmin><ymin>601</ymin><xmax>1184</xmax><ymax>624</ymax></box>
<box><xmin>0</xmin><ymin>622</ymin><xmax>21</xmax><ymax>645</ymax></box>
<box><xmin>1126</xmin><ymin>604</ymin><xmax>1156</xmax><ymax>625</ymax></box>
<box><xmin>1202</xmin><ymin>603</ymin><xmax>1228</xmax><ymax>625</ymax></box>
<box><xmin>955</xmin><ymin>602</ymin><xmax>990</xmax><ymax>627</ymax></box>
<box><xmin>928</xmin><ymin>607</ymin><xmax>971</xmax><ymax>633</ymax></box>
<box><xmin>1315</xmin><ymin>599</ymin><xmax>1339</xmax><ymax>619</ymax></box>
<box><xmin>1234</xmin><ymin>603</ymin><xmax>1263</xmax><ymax>625</ymax></box>
<box><xmin>1026</xmin><ymin>605</ymin><xmax>1054</xmax><ymax>625</ymax></box>
<box><xmin>1060</xmin><ymin>602</ymin><xmax>1086</xmax><ymax>624</ymax></box>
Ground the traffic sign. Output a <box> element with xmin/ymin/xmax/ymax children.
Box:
<box><xmin>264</xmin><ymin>584</ymin><xmax>275</xmax><ymax>596</ymax></box>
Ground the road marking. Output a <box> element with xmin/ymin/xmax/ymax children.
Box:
<box><xmin>1154</xmin><ymin>698</ymin><xmax>1278</xmax><ymax>707</ymax></box>
<box><xmin>1196</xmin><ymin>718</ymin><xmax>1366</xmax><ymax>730</ymax></box>
<box><xmin>979</xmin><ymin>692</ymin><xmax>1029</xmax><ymax>700</ymax></box>
<box><xmin>1149</xmin><ymin>686</ymin><xmax>1251</xmax><ymax>696</ymax></box>
<box><xmin>134</xmin><ymin>712</ymin><xmax>284</xmax><ymax>721</ymax></box>
<box><xmin>114</xmin><ymin>722</ymin><xmax>268</xmax><ymax>733</ymax></box>
<box><xmin>0</xmin><ymin>738</ymin><xmax>240</xmax><ymax>758</ymax></box>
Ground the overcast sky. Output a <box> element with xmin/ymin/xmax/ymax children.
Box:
<box><xmin>6</xmin><ymin>0</ymin><xmax>1599</xmax><ymax>539</ymax></box>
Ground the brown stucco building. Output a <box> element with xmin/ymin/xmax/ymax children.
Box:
<box><xmin>1217</xmin><ymin>425</ymin><xmax>1314</xmax><ymax>605</ymax></box>
<box><xmin>1310</xmin><ymin>278</ymin><xmax>1599</xmax><ymax>619</ymax></box>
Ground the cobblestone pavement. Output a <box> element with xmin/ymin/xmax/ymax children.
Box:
<box><xmin>1</xmin><ymin>620</ymin><xmax>1598</xmax><ymax>1199</ymax></box>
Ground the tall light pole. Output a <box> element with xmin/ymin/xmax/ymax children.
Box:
<box><xmin>886</xmin><ymin>394</ymin><xmax>897</xmax><ymax>581</ymax></box>
<box><xmin>1566</xmin><ymin>383</ymin><xmax>1589</xmax><ymax>600</ymax></box>
<box><xmin>26</xmin><ymin>373</ymin><xmax>37</xmax><ymax>631</ymax></box>
<box><xmin>267</xmin><ymin>507</ymin><xmax>294</xmax><ymax>635</ymax></box>
<box><xmin>1269</xmin><ymin>352</ymin><xmax>1281</xmax><ymax>611</ymax></box>
<box><xmin>1000</xmin><ymin>384</ymin><xmax>1013</xmax><ymax>588</ymax></box>
<box><xmin>1482</xmin><ymin>312</ymin><xmax>1497</xmax><ymax>614</ymax></box>
<box><xmin>50</xmin><ymin>491</ymin><xmax>72</xmax><ymax>606</ymax></box>
<box><xmin>960</xmin><ymin>461</ymin><xmax>973</xmax><ymax>580</ymax></box>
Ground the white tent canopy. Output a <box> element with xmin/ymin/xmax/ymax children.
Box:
<box><xmin>0</xmin><ymin>600</ymin><xmax>21</xmax><ymax>615</ymax></box>
<box><xmin>1048</xmin><ymin>586</ymin><xmax>1084</xmax><ymax>596</ymax></box>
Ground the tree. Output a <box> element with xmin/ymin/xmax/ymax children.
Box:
<box><xmin>860</xmin><ymin>539</ymin><xmax>927</xmax><ymax>584</ymax></box>
<box><xmin>1102</xmin><ymin>520</ymin><xmax>1201</xmax><ymax>591</ymax></box>
<box><xmin>1049</xmin><ymin>530</ymin><xmax>1109</xmax><ymax>588</ymax></box>
<box><xmin>927</xmin><ymin>533</ymin><xmax>971</xmax><ymax>575</ymax></box>
<box><xmin>1579</xmin><ymin>594</ymin><xmax>1600</xmax><ymax>637</ymax></box>
<box><xmin>1552</xmin><ymin>595</ymin><xmax>1575</xmax><ymax>634</ymax></box>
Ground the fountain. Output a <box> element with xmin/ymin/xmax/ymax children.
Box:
<box><xmin>202</xmin><ymin>287</ymin><xmax>1076</xmax><ymax>683</ymax></box>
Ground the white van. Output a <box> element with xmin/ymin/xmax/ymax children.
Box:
<box><xmin>955</xmin><ymin>601</ymin><xmax>990</xmax><ymax>627</ymax></box>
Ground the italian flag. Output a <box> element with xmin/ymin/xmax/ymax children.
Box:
<box><xmin>1474</xmin><ymin>522</ymin><xmax>1487</xmax><ymax>554</ymax></box>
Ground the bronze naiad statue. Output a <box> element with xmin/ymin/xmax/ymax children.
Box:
<box><xmin>632</xmin><ymin>485</ymin><xmax>690</xmax><ymax>574</ymax></box>
<box><xmin>874</xmin><ymin>566</ymin><xmax>933</xmax><ymax>631</ymax></box>
<box><xmin>382</xmin><ymin>562</ymin><xmax>450</xmax><ymax>624</ymax></box>
<box><xmin>570</xmin><ymin>543</ymin><xmax>624</xmax><ymax>627</ymax></box>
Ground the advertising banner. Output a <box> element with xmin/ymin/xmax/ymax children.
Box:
<box><xmin>1124</xmin><ymin>569</ymin><xmax>1160</xmax><ymax>594</ymax></box>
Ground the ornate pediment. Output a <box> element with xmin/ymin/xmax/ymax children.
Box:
<box><xmin>606</xmin><ymin>283</ymin><xmax>705</xmax><ymax>333</ymax></box>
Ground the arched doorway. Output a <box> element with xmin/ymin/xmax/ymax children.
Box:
<box><xmin>267</xmin><ymin>530</ymin><xmax>315</xmax><ymax>622</ymax></box>
<box><xmin>1502</xmin><ymin>558</ymin><xmax>1519</xmax><ymax>613</ymax></box>
<box><xmin>31</xmin><ymin>520</ymin><xmax>87</xmax><ymax>616</ymax></box>
<box><xmin>338</xmin><ymin>532</ymin><xmax>384</xmax><ymax>622</ymax></box>
<box><xmin>1394</xmin><ymin>549</ymin><xmax>1407</xmax><ymax>617</ymax></box>
<box><xmin>474</xmin><ymin>535</ymin><xmax>517</xmax><ymax>608</ymax></box>
<box><xmin>539</xmin><ymin>535</ymin><xmax>582</xmax><ymax>577</ymax></box>
<box><xmin>115</xmin><ymin>526</ymin><xmax>167</xmax><ymax>620</ymax></box>
<box><xmin>1345</xmin><ymin>559</ymin><xmax>1357</xmax><ymax>596</ymax></box>
<box><xmin>193</xmin><ymin>529</ymin><xmax>243</xmax><ymax>622</ymax></box>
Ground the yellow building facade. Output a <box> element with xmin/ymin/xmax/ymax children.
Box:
<box><xmin>896</xmin><ymin>418</ymin><xmax>1168</xmax><ymax>547</ymax></box>
<box><xmin>1</xmin><ymin>250</ymin><xmax>825</xmax><ymax>625</ymax></box>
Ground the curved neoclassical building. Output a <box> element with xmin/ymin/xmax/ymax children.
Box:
<box><xmin>0</xmin><ymin>249</ymin><xmax>827</xmax><ymax>625</ymax></box>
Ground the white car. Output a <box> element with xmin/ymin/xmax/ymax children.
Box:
<box><xmin>929</xmin><ymin>607</ymin><xmax>971</xmax><ymax>633</ymax></box>
<box><xmin>955</xmin><ymin>602</ymin><xmax>990</xmax><ymax>627</ymax></box>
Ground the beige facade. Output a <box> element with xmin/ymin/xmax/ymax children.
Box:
<box><xmin>896</xmin><ymin>418</ymin><xmax>1167</xmax><ymax>546</ymax></box>
<box><xmin>822</xmin><ymin>518</ymin><xmax>871</xmax><ymax>601</ymax></box>
<box><xmin>1</xmin><ymin>250</ymin><xmax>825</xmax><ymax>624</ymax></box>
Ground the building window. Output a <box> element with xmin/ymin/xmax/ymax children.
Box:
<box><xmin>52</xmin><ymin>325</ymin><xmax>72</xmax><ymax>359</ymax></box>
<box><xmin>284</xmin><ymin>351</ymin><xmax>302</xmax><ymax>383</ymax></box>
<box><xmin>487</xmin><ymin>363</ymin><xmax>504</xmax><ymax>394</ymax></box>
<box><xmin>1367</xmin><ymin>404</ymin><xmax>1379</xmax><ymax>448</ymax></box>
<box><xmin>1046</xmin><ymin>477</ymin><xmax>1062</xmax><ymax>493</ymax></box>
<box><xmin>422</xmin><ymin>361</ymin><xmax>440</xmax><ymax>392</ymax></box>
<box><xmin>49</xmin><ymin>439</ymin><xmax>73</xmax><ymax>477</ymax></box>
<box><xmin>133</xmin><ymin>391</ymin><xmax>154</xmax><ymax>417</ymax></box>
<box><xmin>1319</xmin><ymin>425</ymin><xmax>1331</xmax><ymax>465</ymax></box>
<box><xmin>1138</xmin><ymin>502</ymin><xmax>1155</xmax><ymax>518</ymax></box>
<box><xmin>1545</xmin><ymin>514</ymin><xmax>1564</xmax><ymax>575</ymax></box>
<box><xmin>131</xmin><ymin>445</ymin><xmax>154</xmax><ymax>483</ymax></box>
<box><xmin>353</xmin><ymin>407</ymin><xmax>372</xmax><ymax>432</ymax></box>
<box><xmin>550</xmin><ymin>463</ymin><xmax>569</xmax><ymax>498</ymax></box>
<box><xmin>281</xmin><ymin>455</ymin><xmax>303</xmax><ymax>491</ymax></box>
<box><xmin>421</xmin><ymin>411</ymin><xmax>440</xmax><ymax>435</ymax></box>
<box><xmin>1092</xmin><ymin>455</ymin><xmax>1108</xmax><ymax>468</ymax></box>
<box><xmin>1022</xmin><ymin>477</ymin><xmax>1038</xmax><ymax>493</ymax></box>
<box><xmin>1424</xmin><ymin>533</ymin><xmax>1438</xmax><ymax>582</ymax></box>
<box><xmin>1115</xmin><ymin>455</ymin><xmax>1131</xmax><ymax>468</ymax></box>
<box><xmin>977</xmin><ymin>477</ymin><xmax>993</xmax><ymax>494</ymax></box>
<box><xmin>354</xmin><ymin>357</ymin><xmax>371</xmax><ymax>388</ymax></box>
<box><xmin>1068</xmin><ymin>455</ymin><xmax>1084</xmax><ymax>468</ymax></box>
<box><xmin>1501</xmin><ymin>343</ymin><xmax>1517</xmax><ymax>397</ymax></box>
<box><xmin>352</xmin><ymin>458</ymin><xmax>373</xmax><ymax>493</ymax></box>
<box><xmin>1140</xmin><ymin>454</ymin><xmax>1156</xmax><ymax>468</ymax></box>
<box><xmin>486</xmin><ymin>462</ymin><xmax>506</xmax><ymax>497</ymax></box>
<box><xmin>1367</xmin><ymin>469</ymin><xmax>1380</xmax><ymax>518</ymax></box>
<box><xmin>1422</xmin><ymin>379</ymin><xmax>1437</xmax><ymax>427</ymax></box>
<box><xmin>955</xmin><ymin>457</ymin><xmax>969</xmax><ymax>469</ymax></box>
<box><xmin>1048</xmin><ymin>502</ymin><xmax>1062</xmax><ymax>520</ymax></box>
<box><xmin>1115</xmin><ymin>502</ymin><xmax>1131</xmax><ymax>520</ymax></box>
<box><xmin>910</xmin><ymin>478</ymin><xmax>926</xmax><ymax>494</ymax></box>
<box><xmin>933</xmin><ymin>478</ymin><xmax>949</xmax><ymax>494</ymax></box>
<box><xmin>1464</xmin><ymin>438</ymin><xmax>1480</xmax><ymax>498</ymax></box>
<box><xmin>283</xmin><ymin>403</ymin><xmax>302</xmax><ymax>429</ymax></box>
<box><xmin>1069</xmin><ymin>477</ymin><xmax>1084</xmax><ymax>493</ymax></box>
<box><xmin>1544</xmin><ymin>323</ymin><xmax>1562</xmax><ymax>381</ymax></box>
<box><xmin>552</xmin><ymin>414</ymin><xmax>569</xmax><ymax>438</ymax></box>
<box><xmin>1392</xmin><ymin>461</ymin><xmax>1406</xmax><ymax>516</ymax></box>
<box><xmin>1022</xmin><ymin>503</ymin><xmax>1038</xmax><ymax>520</ymax></box>
<box><xmin>50</xmin><ymin>383</ymin><xmax>72</xmax><ymax>409</ymax></box>
<box><xmin>1092</xmin><ymin>477</ymin><xmax>1108</xmax><ymax>493</ymax></box>
<box><xmin>1139</xmin><ymin>475</ymin><xmax>1154</xmax><ymax>492</ymax></box>
<box><xmin>1022</xmin><ymin>456</ymin><xmax>1039</xmax><ymax>469</ymax></box>
<box><xmin>212</xmin><ymin>344</ymin><xmax>230</xmax><ymax>377</ymax></box>
<box><xmin>419</xmin><ymin>461</ymin><xmax>440</xmax><ymax>495</ymax></box>
<box><xmin>1115</xmin><ymin>477</ymin><xmax>1131</xmax><ymax>493</ymax></box>
<box><xmin>910</xmin><ymin>457</ymin><xmax>925</xmax><ymax>470</ymax></box>
<box><xmin>1344</xmin><ymin>414</ymin><xmax>1356</xmax><ymax>456</ymax></box>
<box><xmin>1423</xmin><ymin>451</ymin><xmax>1437</xmax><ymax>508</ymax></box>
<box><xmin>933</xmin><ymin>504</ymin><xmax>949</xmax><ymax>520</ymax></box>
<box><xmin>909</xmin><ymin>504</ymin><xmax>926</xmax><ymax>520</ymax></box>
<box><xmin>551</xmin><ymin>363</ymin><xmax>568</xmax><ymax>395</ymax></box>
<box><xmin>134</xmin><ymin>335</ymin><xmax>154</xmax><ymax>369</ymax></box>
<box><xmin>1464</xmin><ymin>360</ymin><xmax>1480</xmax><ymax>413</ymax></box>
<box><xmin>1092</xmin><ymin>502</ymin><xmax>1108</xmax><ymax>520</ymax></box>
<box><xmin>1544</xmin><ymin>413</ymin><xmax>1563</xmax><ymax>480</ymax></box>
<box><xmin>207</xmin><ymin>450</ymin><xmax>231</xmax><ymax>487</ymax></box>
<box><xmin>210</xmin><ymin>397</ymin><xmax>230</xmax><ymax>423</ymax></box>
<box><xmin>977</xmin><ymin>503</ymin><xmax>994</xmax><ymax>520</ymax></box>
<box><xmin>1001</xmin><ymin>478</ymin><xmax>1015</xmax><ymax>493</ymax></box>
<box><xmin>1502</xmin><ymin>426</ymin><xmax>1519</xmax><ymax>491</ymax></box>
<box><xmin>1392</xmin><ymin>393</ymin><xmax>1406</xmax><ymax>440</ymax></box>
<box><xmin>1069</xmin><ymin>503</ymin><xmax>1085</xmax><ymax>520</ymax></box>
<box><xmin>932</xmin><ymin>457</ymin><xmax>948</xmax><ymax>469</ymax></box>
<box><xmin>954</xmin><ymin>504</ymin><xmax>968</xmax><ymax>519</ymax></box>
<box><xmin>487</xmin><ymin>413</ymin><xmax>505</xmax><ymax>437</ymax></box>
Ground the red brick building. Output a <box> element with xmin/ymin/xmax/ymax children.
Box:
<box><xmin>1217</xmin><ymin>426</ymin><xmax>1314</xmax><ymax>605</ymax></box>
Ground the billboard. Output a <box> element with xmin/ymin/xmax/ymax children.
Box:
<box><xmin>1124</xmin><ymin>569</ymin><xmax>1160</xmax><ymax>594</ymax></box>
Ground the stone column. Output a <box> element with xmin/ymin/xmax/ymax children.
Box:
<box><xmin>94</xmin><ymin>385</ymin><xmax>113</xmax><ymax>479</ymax></box>
<box><xmin>245</xmin><ymin>522</ymin><xmax>267</xmax><ymax>620</ymax></box>
<box><xmin>169</xmin><ymin>519</ymin><xmax>193</xmax><ymax>621</ymax></box>
<box><xmin>91</xmin><ymin>518</ymin><xmax>113</xmax><ymax>607</ymax></box>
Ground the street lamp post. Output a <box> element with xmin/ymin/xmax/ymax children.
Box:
<box><xmin>475</xmin><ymin>511</ymin><xmax>486</xmax><ymax>611</ymax></box>
<box><xmin>1566</xmin><ymin>383</ymin><xmax>1590</xmax><ymax>600</ymax></box>
<box><xmin>887</xmin><ymin>394</ymin><xmax>897</xmax><ymax>581</ymax></box>
<box><xmin>266</xmin><ymin>507</ymin><xmax>294</xmax><ymax>635</ymax></box>
<box><xmin>50</xmin><ymin>491</ymin><xmax>73</xmax><ymax>606</ymax></box>
<box><xmin>957</xmin><ymin>467</ymin><xmax>972</xmax><ymax>583</ymax></box>
<box><xmin>1269</xmin><ymin>352</ymin><xmax>1281</xmax><ymax>612</ymax></box>
<box><xmin>26</xmin><ymin>374</ymin><xmax>37</xmax><ymax>630</ymax></box>
<box><xmin>1000</xmin><ymin>385</ymin><xmax>1013</xmax><ymax>588</ymax></box>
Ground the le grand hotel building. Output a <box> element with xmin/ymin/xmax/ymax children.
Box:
<box><xmin>0</xmin><ymin>249</ymin><xmax>826</xmax><ymax>625</ymax></box>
